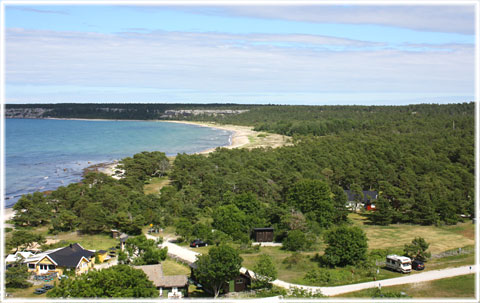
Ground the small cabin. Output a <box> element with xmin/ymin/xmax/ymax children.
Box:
<box><xmin>222</xmin><ymin>269</ymin><xmax>252</xmax><ymax>293</ymax></box>
<box><xmin>190</xmin><ymin>264</ymin><xmax>251</xmax><ymax>295</ymax></box>
<box><xmin>111</xmin><ymin>229</ymin><xmax>120</xmax><ymax>238</ymax></box>
<box><xmin>252</xmin><ymin>228</ymin><xmax>274</xmax><ymax>242</ymax></box>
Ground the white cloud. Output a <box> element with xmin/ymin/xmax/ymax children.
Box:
<box><xmin>5</xmin><ymin>27</ymin><xmax>474</xmax><ymax>103</ymax></box>
<box><xmin>184</xmin><ymin>5</ymin><xmax>475</xmax><ymax>35</ymax></box>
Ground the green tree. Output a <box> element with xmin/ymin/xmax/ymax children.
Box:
<box><xmin>252</xmin><ymin>254</ymin><xmax>277</xmax><ymax>289</ymax></box>
<box><xmin>6</xmin><ymin>230</ymin><xmax>45</xmax><ymax>252</ymax></box>
<box><xmin>323</xmin><ymin>225</ymin><xmax>368</xmax><ymax>267</ymax></box>
<box><xmin>13</xmin><ymin>192</ymin><xmax>51</xmax><ymax>227</ymax></box>
<box><xmin>212</xmin><ymin>204</ymin><xmax>248</xmax><ymax>241</ymax></box>
<box><xmin>6</xmin><ymin>262</ymin><xmax>32</xmax><ymax>288</ymax></box>
<box><xmin>79</xmin><ymin>203</ymin><xmax>106</xmax><ymax>234</ymax></box>
<box><xmin>47</xmin><ymin>265</ymin><xmax>157</xmax><ymax>298</ymax></box>
<box><xmin>51</xmin><ymin>209</ymin><xmax>78</xmax><ymax>232</ymax></box>
<box><xmin>125</xmin><ymin>235</ymin><xmax>167</xmax><ymax>265</ymax></box>
<box><xmin>282</xmin><ymin>230</ymin><xmax>311</xmax><ymax>251</ymax></box>
<box><xmin>192</xmin><ymin>245</ymin><xmax>243</xmax><ymax>298</ymax></box>
<box><xmin>331</xmin><ymin>185</ymin><xmax>349</xmax><ymax>222</ymax></box>
<box><xmin>369</xmin><ymin>196</ymin><xmax>393</xmax><ymax>225</ymax></box>
<box><xmin>287</xmin><ymin>179</ymin><xmax>335</xmax><ymax>228</ymax></box>
<box><xmin>404</xmin><ymin>237</ymin><xmax>431</xmax><ymax>262</ymax></box>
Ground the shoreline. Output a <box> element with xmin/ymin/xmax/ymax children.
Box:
<box><xmin>3</xmin><ymin>119</ymin><xmax>290</xmax><ymax>213</ymax></box>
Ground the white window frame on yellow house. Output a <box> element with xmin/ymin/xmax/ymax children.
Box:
<box><xmin>28</xmin><ymin>255</ymin><xmax>58</xmax><ymax>274</ymax></box>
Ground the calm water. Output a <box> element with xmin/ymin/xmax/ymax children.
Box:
<box><xmin>5</xmin><ymin>119</ymin><xmax>232</xmax><ymax>207</ymax></box>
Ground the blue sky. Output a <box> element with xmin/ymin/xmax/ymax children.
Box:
<box><xmin>4</xmin><ymin>3</ymin><xmax>477</xmax><ymax>105</ymax></box>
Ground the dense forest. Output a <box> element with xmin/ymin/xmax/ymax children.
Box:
<box><xmin>9</xmin><ymin>103</ymin><xmax>475</xmax><ymax>245</ymax></box>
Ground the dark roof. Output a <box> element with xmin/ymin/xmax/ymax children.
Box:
<box><xmin>344</xmin><ymin>190</ymin><xmax>378</xmax><ymax>203</ymax></box>
<box><xmin>253</xmin><ymin>228</ymin><xmax>274</xmax><ymax>232</ymax></box>
<box><xmin>47</xmin><ymin>243</ymin><xmax>95</xmax><ymax>268</ymax></box>
<box><xmin>98</xmin><ymin>250</ymin><xmax>107</xmax><ymax>254</ymax></box>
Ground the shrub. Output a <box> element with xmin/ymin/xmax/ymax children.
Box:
<box><xmin>283</xmin><ymin>230</ymin><xmax>312</xmax><ymax>251</ymax></box>
<box><xmin>323</xmin><ymin>225</ymin><xmax>367</xmax><ymax>267</ymax></box>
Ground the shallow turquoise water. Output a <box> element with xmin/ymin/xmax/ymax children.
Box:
<box><xmin>5</xmin><ymin>119</ymin><xmax>232</xmax><ymax>207</ymax></box>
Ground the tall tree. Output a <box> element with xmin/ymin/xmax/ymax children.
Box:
<box><xmin>6</xmin><ymin>262</ymin><xmax>32</xmax><ymax>288</ymax></box>
<box><xmin>7</xmin><ymin>230</ymin><xmax>45</xmax><ymax>252</ymax></box>
<box><xmin>287</xmin><ymin>179</ymin><xmax>335</xmax><ymax>228</ymax></box>
<box><xmin>369</xmin><ymin>196</ymin><xmax>393</xmax><ymax>226</ymax></box>
<box><xmin>192</xmin><ymin>245</ymin><xmax>243</xmax><ymax>298</ymax></box>
<box><xmin>323</xmin><ymin>225</ymin><xmax>368</xmax><ymax>267</ymax></box>
<box><xmin>404</xmin><ymin>237</ymin><xmax>431</xmax><ymax>262</ymax></box>
<box><xmin>252</xmin><ymin>254</ymin><xmax>277</xmax><ymax>289</ymax></box>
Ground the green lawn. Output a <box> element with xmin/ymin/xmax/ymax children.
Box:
<box><xmin>350</xmin><ymin>213</ymin><xmax>475</xmax><ymax>254</ymax></box>
<box><xmin>336</xmin><ymin>274</ymin><xmax>475</xmax><ymax>298</ymax></box>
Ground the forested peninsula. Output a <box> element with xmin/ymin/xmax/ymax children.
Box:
<box><xmin>7</xmin><ymin>102</ymin><xmax>474</xmax><ymax>236</ymax></box>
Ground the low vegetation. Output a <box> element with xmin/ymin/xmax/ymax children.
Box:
<box><xmin>337</xmin><ymin>274</ymin><xmax>475</xmax><ymax>298</ymax></box>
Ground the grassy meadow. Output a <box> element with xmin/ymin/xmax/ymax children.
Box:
<box><xmin>336</xmin><ymin>274</ymin><xmax>475</xmax><ymax>298</ymax></box>
<box><xmin>350</xmin><ymin>213</ymin><xmax>475</xmax><ymax>254</ymax></box>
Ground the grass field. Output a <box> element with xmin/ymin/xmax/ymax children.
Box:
<box><xmin>241</xmin><ymin>246</ymin><xmax>319</xmax><ymax>284</ymax></box>
<box><xmin>350</xmin><ymin>213</ymin><xmax>475</xmax><ymax>254</ymax></box>
<box><xmin>336</xmin><ymin>274</ymin><xmax>475</xmax><ymax>298</ymax></box>
<box><xmin>144</xmin><ymin>176</ymin><xmax>170</xmax><ymax>195</ymax></box>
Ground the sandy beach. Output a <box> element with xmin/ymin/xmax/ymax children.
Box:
<box><xmin>3</xmin><ymin>207</ymin><xmax>15</xmax><ymax>225</ymax></box>
<box><xmin>98</xmin><ymin>120</ymin><xmax>291</xmax><ymax>176</ymax></box>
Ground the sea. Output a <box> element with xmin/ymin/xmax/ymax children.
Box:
<box><xmin>4</xmin><ymin>119</ymin><xmax>232</xmax><ymax>207</ymax></box>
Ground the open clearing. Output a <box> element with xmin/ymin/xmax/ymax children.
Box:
<box><xmin>350</xmin><ymin>213</ymin><xmax>475</xmax><ymax>254</ymax></box>
<box><xmin>144</xmin><ymin>176</ymin><xmax>170</xmax><ymax>195</ymax></box>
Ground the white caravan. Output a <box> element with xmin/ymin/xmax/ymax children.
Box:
<box><xmin>385</xmin><ymin>255</ymin><xmax>412</xmax><ymax>273</ymax></box>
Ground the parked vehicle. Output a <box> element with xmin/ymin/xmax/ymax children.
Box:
<box><xmin>385</xmin><ymin>255</ymin><xmax>412</xmax><ymax>273</ymax></box>
<box><xmin>412</xmin><ymin>259</ymin><xmax>425</xmax><ymax>270</ymax></box>
<box><xmin>44</xmin><ymin>284</ymin><xmax>54</xmax><ymax>290</ymax></box>
<box><xmin>34</xmin><ymin>288</ymin><xmax>47</xmax><ymax>294</ymax></box>
<box><xmin>190</xmin><ymin>239</ymin><xmax>208</xmax><ymax>248</ymax></box>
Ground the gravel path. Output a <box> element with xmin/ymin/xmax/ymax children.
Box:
<box><xmin>150</xmin><ymin>234</ymin><xmax>476</xmax><ymax>297</ymax></box>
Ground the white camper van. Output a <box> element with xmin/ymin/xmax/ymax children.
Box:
<box><xmin>385</xmin><ymin>255</ymin><xmax>412</xmax><ymax>273</ymax></box>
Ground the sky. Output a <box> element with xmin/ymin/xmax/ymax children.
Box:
<box><xmin>3</xmin><ymin>2</ymin><xmax>477</xmax><ymax>105</ymax></box>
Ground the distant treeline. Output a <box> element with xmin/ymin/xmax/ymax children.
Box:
<box><xmin>5</xmin><ymin>103</ymin><xmax>254</xmax><ymax>120</ymax></box>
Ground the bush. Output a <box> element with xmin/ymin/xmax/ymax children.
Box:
<box><xmin>282</xmin><ymin>230</ymin><xmax>312</xmax><ymax>251</ymax></box>
<box><xmin>287</xmin><ymin>287</ymin><xmax>325</xmax><ymax>298</ymax></box>
<box><xmin>323</xmin><ymin>225</ymin><xmax>368</xmax><ymax>267</ymax></box>
<box><xmin>255</xmin><ymin>286</ymin><xmax>287</xmax><ymax>297</ymax></box>
<box><xmin>304</xmin><ymin>268</ymin><xmax>332</xmax><ymax>284</ymax></box>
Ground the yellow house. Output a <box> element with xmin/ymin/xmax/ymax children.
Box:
<box><xmin>24</xmin><ymin>243</ymin><xmax>95</xmax><ymax>276</ymax></box>
<box><xmin>95</xmin><ymin>250</ymin><xmax>110</xmax><ymax>263</ymax></box>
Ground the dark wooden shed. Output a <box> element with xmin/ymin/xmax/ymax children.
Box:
<box><xmin>253</xmin><ymin>228</ymin><xmax>274</xmax><ymax>242</ymax></box>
